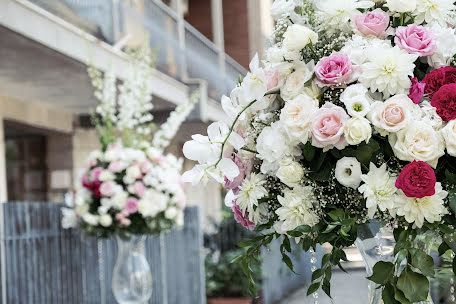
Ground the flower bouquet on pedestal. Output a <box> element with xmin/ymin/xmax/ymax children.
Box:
<box><xmin>183</xmin><ymin>1</ymin><xmax>456</xmax><ymax>303</ymax></box>
<box><xmin>61</xmin><ymin>42</ymin><xmax>198</xmax><ymax>303</ymax></box>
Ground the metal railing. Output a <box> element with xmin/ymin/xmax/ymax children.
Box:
<box><xmin>26</xmin><ymin>0</ymin><xmax>246</xmax><ymax>101</ymax></box>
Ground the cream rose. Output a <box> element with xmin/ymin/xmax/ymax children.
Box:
<box><xmin>280</xmin><ymin>61</ymin><xmax>315</xmax><ymax>101</ymax></box>
<box><xmin>283</xmin><ymin>24</ymin><xmax>318</xmax><ymax>52</ymax></box>
<box><xmin>442</xmin><ymin>120</ymin><xmax>456</xmax><ymax>157</ymax></box>
<box><xmin>389</xmin><ymin>121</ymin><xmax>445</xmax><ymax>168</ymax></box>
<box><xmin>368</xmin><ymin>94</ymin><xmax>415</xmax><ymax>136</ymax></box>
<box><xmin>276</xmin><ymin>159</ymin><xmax>305</xmax><ymax>187</ymax></box>
<box><xmin>344</xmin><ymin>117</ymin><xmax>372</xmax><ymax>145</ymax></box>
<box><xmin>280</xmin><ymin>94</ymin><xmax>318</xmax><ymax>144</ymax></box>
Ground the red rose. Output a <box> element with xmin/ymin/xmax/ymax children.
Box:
<box><xmin>422</xmin><ymin>66</ymin><xmax>456</xmax><ymax>98</ymax></box>
<box><xmin>395</xmin><ymin>161</ymin><xmax>436</xmax><ymax>198</ymax></box>
<box><xmin>431</xmin><ymin>83</ymin><xmax>456</xmax><ymax>121</ymax></box>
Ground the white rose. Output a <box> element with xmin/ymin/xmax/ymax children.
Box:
<box><xmin>389</xmin><ymin>121</ymin><xmax>445</xmax><ymax>168</ymax></box>
<box><xmin>335</xmin><ymin>157</ymin><xmax>362</xmax><ymax>189</ymax></box>
<box><xmin>165</xmin><ymin>207</ymin><xmax>179</xmax><ymax>220</ymax></box>
<box><xmin>344</xmin><ymin>117</ymin><xmax>372</xmax><ymax>145</ymax></box>
<box><xmin>280</xmin><ymin>61</ymin><xmax>315</xmax><ymax>101</ymax></box>
<box><xmin>340</xmin><ymin>84</ymin><xmax>371</xmax><ymax>117</ymax></box>
<box><xmin>98</xmin><ymin>170</ymin><xmax>114</xmax><ymax>182</ymax></box>
<box><xmin>442</xmin><ymin>120</ymin><xmax>456</xmax><ymax>156</ymax></box>
<box><xmin>386</xmin><ymin>0</ymin><xmax>416</xmax><ymax>12</ymax></box>
<box><xmin>368</xmin><ymin>94</ymin><xmax>415</xmax><ymax>136</ymax></box>
<box><xmin>283</xmin><ymin>24</ymin><xmax>318</xmax><ymax>52</ymax></box>
<box><xmin>276</xmin><ymin>159</ymin><xmax>305</xmax><ymax>187</ymax></box>
<box><xmin>99</xmin><ymin>214</ymin><xmax>113</xmax><ymax>227</ymax></box>
<box><xmin>280</xmin><ymin>94</ymin><xmax>318</xmax><ymax>144</ymax></box>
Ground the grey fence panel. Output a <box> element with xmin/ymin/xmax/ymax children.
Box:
<box><xmin>261</xmin><ymin>237</ymin><xmax>323</xmax><ymax>304</ymax></box>
<box><xmin>0</xmin><ymin>202</ymin><xmax>205</xmax><ymax>304</ymax></box>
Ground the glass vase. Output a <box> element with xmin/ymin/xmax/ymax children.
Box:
<box><xmin>112</xmin><ymin>235</ymin><xmax>153</xmax><ymax>304</ymax></box>
<box><xmin>355</xmin><ymin>221</ymin><xmax>434</xmax><ymax>304</ymax></box>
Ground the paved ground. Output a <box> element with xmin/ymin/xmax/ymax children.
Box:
<box><xmin>279</xmin><ymin>269</ymin><xmax>369</xmax><ymax>304</ymax></box>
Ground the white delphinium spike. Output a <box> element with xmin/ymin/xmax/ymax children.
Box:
<box><xmin>152</xmin><ymin>89</ymin><xmax>200</xmax><ymax>152</ymax></box>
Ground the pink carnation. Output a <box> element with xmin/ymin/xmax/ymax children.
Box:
<box><xmin>90</xmin><ymin>167</ymin><xmax>103</xmax><ymax>181</ymax></box>
<box><xmin>231</xmin><ymin>200</ymin><xmax>255</xmax><ymax>231</ymax></box>
<box><xmin>99</xmin><ymin>181</ymin><xmax>118</xmax><ymax>197</ymax></box>
<box><xmin>395</xmin><ymin>161</ymin><xmax>436</xmax><ymax>198</ymax></box>
<box><xmin>125</xmin><ymin>197</ymin><xmax>139</xmax><ymax>214</ymax></box>
<box><xmin>132</xmin><ymin>181</ymin><xmax>146</xmax><ymax>198</ymax></box>
<box><xmin>224</xmin><ymin>154</ymin><xmax>253</xmax><ymax>193</ymax></box>
<box><xmin>353</xmin><ymin>9</ymin><xmax>390</xmax><ymax>38</ymax></box>
<box><xmin>394</xmin><ymin>24</ymin><xmax>436</xmax><ymax>57</ymax></box>
<box><xmin>314</xmin><ymin>52</ymin><xmax>357</xmax><ymax>87</ymax></box>
<box><xmin>108</xmin><ymin>161</ymin><xmax>128</xmax><ymax>173</ymax></box>
<box><xmin>311</xmin><ymin>103</ymin><xmax>349</xmax><ymax>150</ymax></box>
<box><xmin>408</xmin><ymin>77</ymin><xmax>426</xmax><ymax>104</ymax></box>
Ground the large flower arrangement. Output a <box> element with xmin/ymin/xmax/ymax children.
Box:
<box><xmin>183</xmin><ymin>0</ymin><xmax>456</xmax><ymax>302</ymax></box>
<box><xmin>62</xmin><ymin>43</ymin><xmax>198</xmax><ymax>237</ymax></box>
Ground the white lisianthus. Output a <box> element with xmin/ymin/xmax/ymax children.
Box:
<box><xmin>280</xmin><ymin>94</ymin><xmax>318</xmax><ymax>144</ymax></box>
<box><xmin>280</xmin><ymin>61</ymin><xmax>315</xmax><ymax>101</ymax></box>
<box><xmin>335</xmin><ymin>157</ymin><xmax>362</xmax><ymax>189</ymax></box>
<box><xmin>394</xmin><ymin>183</ymin><xmax>448</xmax><ymax>228</ymax></box>
<box><xmin>277</xmin><ymin>159</ymin><xmax>305</xmax><ymax>187</ymax></box>
<box><xmin>426</xmin><ymin>23</ymin><xmax>456</xmax><ymax>68</ymax></box>
<box><xmin>414</xmin><ymin>0</ymin><xmax>456</xmax><ymax>25</ymax></box>
<box><xmin>344</xmin><ymin>117</ymin><xmax>372</xmax><ymax>145</ymax></box>
<box><xmin>275</xmin><ymin>186</ymin><xmax>319</xmax><ymax>231</ymax></box>
<box><xmin>368</xmin><ymin>94</ymin><xmax>415</xmax><ymax>136</ymax></box>
<box><xmin>256</xmin><ymin>122</ymin><xmax>300</xmax><ymax>174</ymax></box>
<box><xmin>358</xmin><ymin>163</ymin><xmax>398</xmax><ymax>218</ymax></box>
<box><xmin>270</xmin><ymin>0</ymin><xmax>297</xmax><ymax>19</ymax></box>
<box><xmin>360</xmin><ymin>46</ymin><xmax>417</xmax><ymax>97</ymax></box>
<box><xmin>61</xmin><ymin>208</ymin><xmax>78</xmax><ymax>229</ymax></box>
<box><xmin>389</xmin><ymin>121</ymin><xmax>445</xmax><ymax>168</ymax></box>
<box><xmin>283</xmin><ymin>24</ymin><xmax>318</xmax><ymax>52</ymax></box>
<box><xmin>315</xmin><ymin>0</ymin><xmax>375</xmax><ymax>34</ymax></box>
<box><xmin>236</xmin><ymin>173</ymin><xmax>268</xmax><ymax>221</ymax></box>
<box><xmin>442</xmin><ymin>120</ymin><xmax>456</xmax><ymax>157</ymax></box>
<box><xmin>386</xmin><ymin>0</ymin><xmax>416</xmax><ymax>12</ymax></box>
<box><xmin>99</xmin><ymin>214</ymin><xmax>113</xmax><ymax>227</ymax></box>
<box><xmin>340</xmin><ymin>84</ymin><xmax>372</xmax><ymax>117</ymax></box>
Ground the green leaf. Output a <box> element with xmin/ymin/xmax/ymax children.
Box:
<box><xmin>395</xmin><ymin>249</ymin><xmax>408</xmax><ymax>266</ymax></box>
<box><xmin>438</xmin><ymin>242</ymin><xmax>450</xmax><ymax>256</ymax></box>
<box><xmin>449</xmin><ymin>189</ymin><xmax>456</xmax><ymax>215</ymax></box>
<box><xmin>282</xmin><ymin>237</ymin><xmax>291</xmax><ymax>253</ymax></box>
<box><xmin>443</xmin><ymin>233</ymin><xmax>456</xmax><ymax>252</ymax></box>
<box><xmin>322</xmin><ymin>224</ymin><xmax>337</xmax><ymax>234</ymax></box>
<box><xmin>394</xmin><ymin>286</ymin><xmax>411</xmax><ymax>304</ymax></box>
<box><xmin>397</xmin><ymin>269</ymin><xmax>429</xmax><ymax>302</ymax></box>
<box><xmin>446</xmin><ymin>169</ymin><xmax>456</xmax><ymax>184</ymax></box>
<box><xmin>310</xmin><ymin>151</ymin><xmax>326</xmax><ymax>171</ymax></box>
<box><xmin>367</xmin><ymin>261</ymin><xmax>394</xmax><ymax>285</ymax></box>
<box><xmin>303</xmin><ymin>142</ymin><xmax>316</xmax><ymax>161</ymax></box>
<box><xmin>410</xmin><ymin>249</ymin><xmax>435</xmax><ymax>277</ymax></box>
<box><xmin>312</xmin><ymin>269</ymin><xmax>324</xmax><ymax>281</ymax></box>
<box><xmin>382</xmin><ymin>284</ymin><xmax>397</xmax><ymax>304</ymax></box>
<box><xmin>453</xmin><ymin>254</ymin><xmax>456</xmax><ymax>275</ymax></box>
<box><xmin>282</xmin><ymin>253</ymin><xmax>295</xmax><ymax>273</ymax></box>
<box><xmin>302</xmin><ymin>238</ymin><xmax>313</xmax><ymax>252</ymax></box>
<box><xmin>307</xmin><ymin>282</ymin><xmax>320</xmax><ymax>296</ymax></box>
<box><xmin>295</xmin><ymin>225</ymin><xmax>312</xmax><ymax>233</ymax></box>
<box><xmin>322</xmin><ymin>278</ymin><xmax>331</xmax><ymax>298</ymax></box>
<box><xmin>321</xmin><ymin>253</ymin><xmax>331</xmax><ymax>266</ymax></box>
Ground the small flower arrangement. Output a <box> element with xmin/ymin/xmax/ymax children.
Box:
<box><xmin>62</xmin><ymin>42</ymin><xmax>198</xmax><ymax>237</ymax></box>
<box><xmin>183</xmin><ymin>0</ymin><xmax>456</xmax><ymax>302</ymax></box>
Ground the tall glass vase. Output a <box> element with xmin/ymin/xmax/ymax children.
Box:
<box><xmin>355</xmin><ymin>221</ymin><xmax>434</xmax><ymax>304</ymax></box>
<box><xmin>112</xmin><ymin>235</ymin><xmax>153</xmax><ymax>304</ymax></box>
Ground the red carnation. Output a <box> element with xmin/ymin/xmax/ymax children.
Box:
<box><xmin>395</xmin><ymin>161</ymin><xmax>436</xmax><ymax>198</ymax></box>
<box><xmin>431</xmin><ymin>83</ymin><xmax>456</xmax><ymax>121</ymax></box>
<box><xmin>422</xmin><ymin>66</ymin><xmax>456</xmax><ymax>98</ymax></box>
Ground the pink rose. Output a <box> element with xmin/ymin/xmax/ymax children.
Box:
<box><xmin>99</xmin><ymin>181</ymin><xmax>118</xmax><ymax>197</ymax></box>
<box><xmin>395</xmin><ymin>161</ymin><xmax>436</xmax><ymax>198</ymax></box>
<box><xmin>265</xmin><ymin>69</ymin><xmax>279</xmax><ymax>91</ymax></box>
<box><xmin>125</xmin><ymin>197</ymin><xmax>139</xmax><ymax>214</ymax></box>
<box><xmin>90</xmin><ymin>167</ymin><xmax>103</xmax><ymax>181</ymax></box>
<box><xmin>314</xmin><ymin>52</ymin><xmax>358</xmax><ymax>87</ymax></box>
<box><xmin>132</xmin><ymin>181</ymin><xmax>146</xmax><ymax>198</ymax></box>
<box><xmin>353</xmin><ymin>9</ymin><xmax>390</xmax><ymax>38</ymax></box>
<box><xmin>394</xmin><ymin>24</ymin><xmax>436</xmax><ymax>56</ymax></box>
<box><xmin>120</xmin><ymin>218</ymin><xmax>131</xmax><ymax>227</ymax></box>
<box><xmin>311</xmin><ymin>103</ymin><xmax>349</xmax><ymax>150</ymax></box>
<box><xmin>231</xmin><ymin>200</ymin><xmax>255</xmax><ymax>231</ymax></box>
<box><xmin>108</xmin><ymin>160</ymin><xmax>128</xmax><ymax>173</ymax></box>
<box><xmin>224</xmin><ymin>154</ymin><xmax>253</xmax><ymax>193</ymax></box>
<box><xmin>408</xmin><ymin>77</ymin><xmax>426</xmax><ymax>104</ymax></box>
<box><xmin>140</xmin><ymin>160</ymin><xmax>152</xmax><ymax>174</ymax></box>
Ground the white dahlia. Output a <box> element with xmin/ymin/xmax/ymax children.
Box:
<box><xmin>236</xmin><ymin>173</ymin><xmax>268</xmax><ymax>221</ymax></box>
<box><xmin>275</xmin><ymin>186</ymin><xmax>319</xmax><ymax>231</ymax></box>
<box><xmin>360</xmin><ymin>46</ymin><xmax>418</xmax><ymax>97</ymax></box>
<box><xmin>358</xmin><ymin>163</ymin><xmax>398</xmax><ymax>218</ymax></box>
<box><xmin>394</xmin><ymin>183</ymin><xmax>448</xmax><ymax>228</ymax></box>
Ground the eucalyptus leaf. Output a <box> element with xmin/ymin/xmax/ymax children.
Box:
<box><xmin>397</xmin><ymin>269</ymin><xmax>429</xmax><ymax>302</ymax></box>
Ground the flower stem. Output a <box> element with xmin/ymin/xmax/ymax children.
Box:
<box><xmin>241</xmin><ymin>147</ymin><xmax>258</xmax><ymax>154</ymax></box>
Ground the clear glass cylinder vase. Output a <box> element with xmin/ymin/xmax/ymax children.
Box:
<box><xmin>112</xmin><ymin>235</ymin><xmax>153</xmax><ymax>304</ymax></box>
<box><xmin>355</xmin><ymin>221</ymin><xmax>433</xmax><ymax>304</ymax></box>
